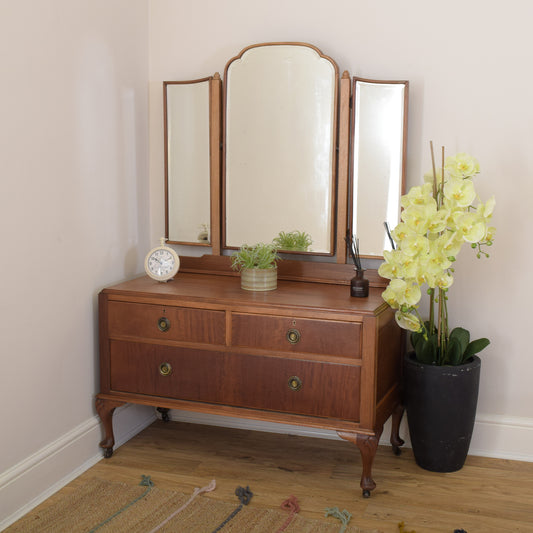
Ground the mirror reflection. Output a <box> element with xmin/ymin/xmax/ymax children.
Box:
<box><xmin>224</xmin><ymin>44</ymin><xmax>338</xmax><ymax>254</ymax></box>
<box><xmin>162</xmin><ymin>45</ymin><xmax>409</xmax><ymax>261</ymax></box>
<box><xmin>351</xmin><ymin>79</ymin><xmax>408</xmax><ymax>257</ymax></box>
<box><xmin>165</xmin><ymin>79</ymin><xmax>211</xmax><ymax>245</ymax></box>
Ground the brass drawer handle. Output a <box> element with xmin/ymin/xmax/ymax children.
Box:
<box><xmin>288</xmin><ymin>376</ymin><xmax>302</xmax><ymax>392</ymax></box>
<box><xmin>159</xmin><ymin>362</ymin><xmax>172</xmax><ymax>376</ymax></box>
<box><xmin>158</xmin><ymin>317</ymin><xmax>170</xmax><ymax>332</ymax></box>
<box><xmin>286</xmin><ymin>328</ymin><xmax>301</xmax><ymax>344</ymax></box>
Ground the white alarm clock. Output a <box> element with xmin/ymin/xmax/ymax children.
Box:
<box><xmin>144</xmin><ymin>238</ymin><xmax>180</xmax><ymax>282</ymax></box>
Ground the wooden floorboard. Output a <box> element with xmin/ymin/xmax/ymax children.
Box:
<box><xmin>31</xmin><ymin>420</ymin><xmax>533</xmax><ymax>532</ymax></box>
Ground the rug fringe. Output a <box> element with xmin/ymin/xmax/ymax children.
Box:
<box><xmin>325</xmin><ymin>506</ymin><xmax>352</xmax><ymax>533</ymax></box>
<box><xmin>211</xmin><ymin>485</ymin><xmax>253</xmax><ymax>532</ymax></box>
<box><xmin>148</xmin><ymin>479</ymin><xmax>216</xmax><ymax>533</ymax></box>
<box><xmin>276</xmin><ymin>495</ymin><xmax>300</xmax><ymax>532</ymax></box>
<box><xmin>88</xmin><ymin>475</ymin><xmax>154</xmax><ymax>533</ymax></box>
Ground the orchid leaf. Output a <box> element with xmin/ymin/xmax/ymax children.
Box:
<box><xmin>447</xmin><ymin>337</ymin><xmax>463</xmax><ymax>365</ymax></box>
<box><xmin>449</xmin><ymin>327</ymin><xmax>470</xmax><ymax>355</ymax></box>
<box><xmin>416</xmin><ymin>334</ymin><xmax>438</xmax><ymax>364</ymax></box>
<box><xmin>410</xmin><ymin>330</ymin><xmax>424</xmax><ymax>351</ymax></box>
<box><xmin>463</xmin><ymin>338</ymin><xmax>490</xmax><ymax>361</ymax></box>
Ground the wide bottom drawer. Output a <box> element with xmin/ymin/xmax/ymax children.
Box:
<box><xmin>109</xmin><ymin>340</ymin><xmax>360</xmax><ymax>421</ymax></box>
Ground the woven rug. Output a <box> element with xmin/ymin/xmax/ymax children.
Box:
<box><xmin>6</xmin><ymin>477</ymin><xmax>381</xmax><ymax>533</ymax></box>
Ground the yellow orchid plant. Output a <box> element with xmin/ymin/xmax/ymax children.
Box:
<box><xmin>379</xmin><ymin>144</ymin><xmax>495</xmax><ymax>365</ymax></box>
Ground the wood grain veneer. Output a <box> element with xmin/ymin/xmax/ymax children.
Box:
<box><xmin>96</xmin><ymin>262</ymin><xmax>404</xmax><ymax>497</ymax></box>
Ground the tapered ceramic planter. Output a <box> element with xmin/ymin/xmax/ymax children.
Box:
<box><xmin>240</xmin><ymin>267</ymin><xmax>277</xmax><ymax>291</ymax></box>
<box><xmin>403</xmin><ymin>353</ymin><xmax>481</xmax><ymax>472</ymax></box>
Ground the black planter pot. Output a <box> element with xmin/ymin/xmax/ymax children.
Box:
<box><xmin>403</xmin><ymin>352</ymin><xmax>481</xmax><ymax>472</ymax></box>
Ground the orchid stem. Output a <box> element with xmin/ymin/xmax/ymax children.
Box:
<box><xmin>430</xmin><ymin>141</ymin><xmax>437</xmax><ymax>201</ymax></box>
<box><xmin>429</xmin><ymin>289</ymin><xmax>435</xmax><ymax>336</ymax></box>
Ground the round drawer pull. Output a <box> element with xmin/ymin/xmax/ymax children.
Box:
<box><xmin>158</xmin><ymin>317</ymin><xmax>170</xmax><ymax>332</ymax></box>
<box><xmin>288</xmin><ymin>376</ymin><xmax>302</xmax><ymax>392</ymax></box>
<box><xmin>286</xmin><ymin>328</ymin><xmax>301</xmax><ymax>344</ymax></box>
<box><xmin>159</xmin><ymin>362</ymin><xmax>172</xmax><ymax>376</ymax></box>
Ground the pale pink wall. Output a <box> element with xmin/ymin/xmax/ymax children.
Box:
<box><xmin>148</xmin><ymin>0</ymin><xmax>533</xmax><ymax>445</ymax></box>
<box><xmin>0</xmin><ymin>0</ymin><xmax>150</xmax><ymax>474</ymax></box>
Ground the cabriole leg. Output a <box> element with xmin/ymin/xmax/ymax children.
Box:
<box><xmin>338</xmin><ymin>428</ymin><xmax>382</xmax><ymax>498</ymax></box>
<box><xmin>95</xmin><ymin>397</ymin><xmax>125</xmax><ymax>458</ymax></box>
<box><xmin>390</xmin><ymin>403</ymin><xmax>405</xmax><ymax>455</ymax></box>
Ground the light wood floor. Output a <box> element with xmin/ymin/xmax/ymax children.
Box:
<box><xmin>37</xmin><ymin>420</ymin><xmax>533</xmax><ymax>532</ymax></box>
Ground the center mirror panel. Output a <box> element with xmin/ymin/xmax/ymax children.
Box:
<box><xmin>223</xmin><ymin>43</ymin><xmax>338</xmax><ymax>254</ymax></box>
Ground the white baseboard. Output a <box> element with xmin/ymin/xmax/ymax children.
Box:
<box><xmin>160</xmin><ymin>409</ymin><xmax>402</xmax><ymax>443</ymax></box>
<box><xmin>164</xmin><ymin>409</ymin><xmax>533</xmax><ymax>463</ymax></box>
<box><xmin>0</xmin><ymin>403</ymin><xmax>155</xmax><ymax>531</ymax></box>
<box><xmin>469</xmin><ymin>413</ymin><xmax>533</xmax><ymax>462</ymax></box>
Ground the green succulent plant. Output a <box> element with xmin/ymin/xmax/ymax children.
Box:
<box><xmin>231</xmin><ymin>243</ymin><xmax>279</xmax><ymax>271</ymax></box>
<box><xmin>272</xmin><ymin>230</ymin><xmax>312</xmax><ymax>252</ymax></box>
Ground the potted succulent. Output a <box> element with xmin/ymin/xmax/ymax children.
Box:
<box><xmin>379</xmin><ymin>144</ymin><xmax>496</xmax><ymax>472</ymax></box>
<box><xmin>231</xmin><ymin>242</ymin><xmax>279</xmax><ymax>291</ymax></box>
<box><xmin>273</xmin><ymin>230</ymin><xmax>313</xmax><ymax>252</ymax></box>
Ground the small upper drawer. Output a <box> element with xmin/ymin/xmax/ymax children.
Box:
<box><xmin>231</xmin><ymin>313</ymin><xmax>361</xmax><ymax>358</ymax></box>
<box><xmin>107</xmin><ymin>301</ymin><xmax>225</xmax><ymax>345</ymax></box>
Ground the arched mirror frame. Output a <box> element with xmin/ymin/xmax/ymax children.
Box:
<box><xmin>221</xmin><ymin>42</ymin><xmax>348</xmax><ymax>258</ymax></box>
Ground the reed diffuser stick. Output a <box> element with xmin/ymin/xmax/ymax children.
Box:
<box><xmin>383</xmin><ymin>222</ymin><xmax>396</xmax><ymax>250</ymax></box>
<box><xmin>345</xmin><ymin>232</ymin><xmax>362</xmax><ymax>270</ymax></box>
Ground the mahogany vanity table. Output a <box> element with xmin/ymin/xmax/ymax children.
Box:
<box><xmin>96</xmin><ymin>257</ymin><xmax>405</xmax><ymax>497</ymax></box>
<box><xmin>96</xmin><ymin>41</ymin><xmax>408</xmax><ymax>497</ymax></box>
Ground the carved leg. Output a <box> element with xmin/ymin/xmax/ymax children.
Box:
<box><xmin>95</xmin><ymin>397</ymin><xmax>125</xmax><ymax>458</ymax></box>
<box><xmin>157</xmin><ymin>407</ymin><xmax>170</xmax><ymax>422</ymax></box>
<box><xmin>338</xmin><ymin>428</ymin><xmax>382</xmax><ymax>498</ymax></box>
<box><xmin>390</xmin><ymin>403</ymin><xmax>405</xmax><ymax>455</ymax></box>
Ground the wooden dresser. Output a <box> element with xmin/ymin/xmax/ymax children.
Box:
<box><xmin>96</xmin><ymin>259</ymin><xmax>405</xmax><ymax>497</ymax></box>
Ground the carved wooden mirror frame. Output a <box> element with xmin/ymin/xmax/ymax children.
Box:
<box><xmin>222</xmin><ymin>42</ymin><xmax>348</xmax><ymax>259</ymax></box>
<box><xmin>163</xmin><ymin>42</ymin><xmax>408</xmax><ymax>268</ymax></box>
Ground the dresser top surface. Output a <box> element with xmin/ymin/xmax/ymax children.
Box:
<box><xmin>102</xmin><ymin>272</ymin><xmax>389</xmax><ymax>316</ymax></box>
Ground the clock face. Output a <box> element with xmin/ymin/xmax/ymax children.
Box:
<box><xmin>145</xmin><ymin>247</ymin><xmax>179</xmax><ymax>281</ymax></box>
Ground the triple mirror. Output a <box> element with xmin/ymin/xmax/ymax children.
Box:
<box><xmin>164</xmin><ymin>42</ymin><xmax>408</xmax><ymax>260</ymax></box>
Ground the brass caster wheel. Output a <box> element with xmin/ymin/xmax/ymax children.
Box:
<box><xmin>103</xmin><ymin>448</ymin><xmax>113</xmax><ymax>459</ymax></box>
<box><xmin>362</xmin><ymin>489</ymin><xmax>371</xmax><ymax>498</ymax></box>
<box><xmin>392</xmin><ymin>445</ymin><xmax>402</xmax><ymax>456</ymax></box>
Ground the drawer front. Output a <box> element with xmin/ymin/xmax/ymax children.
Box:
<box><xmin>109</xmin><ymin>340</ymin><xmax>360</xmax><ymax>421</ymax></box>
<box><xmin>107</xmin><ymin>301</ymin><xmax>225</xmax><ymax>345</ymax></box>
<box><xmin>226</xmin><ymin>350</ymin><xmax>361</xmax><ymax>421</ymax></box>
<box><xmin>109</xmin><ymin>341</ymin><xmax>225</xmax><ymax>404</ymax></box>
<box><xmin>232</xmin><ymin>313</ymin><xmax>361</xmax><ymax>358</ymax></box>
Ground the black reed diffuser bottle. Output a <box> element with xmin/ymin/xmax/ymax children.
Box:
<box><xmin>345</xmin><ymin>233</ymin><xmax>369</xmax><ymax>298</ymax></box>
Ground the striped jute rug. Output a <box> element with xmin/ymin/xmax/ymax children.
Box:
<box><xmin>6</xmin><ymin>477</ymin><xmax>382</xmax><ymax>533</ymax></box>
